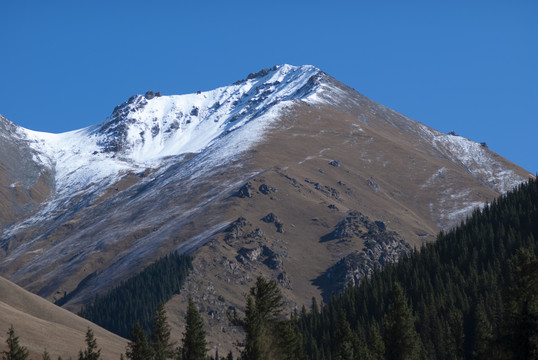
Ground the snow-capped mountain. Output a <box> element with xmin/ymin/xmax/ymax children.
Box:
<box><xmin>22</xmin><ymin>65</ymin><xmax>321</xmax><ymax>196</ymax></box>
<box><xmin>0</xmin><ymin>64</ymin><xmax>532</xmax><ymax>351</ymax></box>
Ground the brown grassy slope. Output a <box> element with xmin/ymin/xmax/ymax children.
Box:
<box><xmin>0</xmin><ymin>276</ymin><xmax>127</xmax><ymax>359</ymax></box>
<box><xmin>162</xmin><ymin>94</ymin><xmax>532</xmax><ymax>356</ymax></box>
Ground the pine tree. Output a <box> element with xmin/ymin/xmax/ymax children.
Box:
<box><xmin>275</xmin><ymin>320</ymin><xmax>305</xmax><ymax>360</ymax></box>
<box><xmin>368</xmin><ymin>323</ymin><xmax>385</xmax><ymax>360</ymax></box>
<box><xmin>78</xmin><ymin>327</ymin><xmax>101</xmax><ymax>360</ymax></box>
<box><xmin>470</xmin><ymin>302</ymin><xmax>492</xmax><ymax>360</ymax></box>
<box><xmin>151</xmin><ymin>304</ymin><xmax>173</xmax><ymax>360</ymax></box>
<box><xmin>42</xmin><ymin>349</ymin><xmax>51</xmax><ymax>360</ymax></box>
<box><xmin>181</xmin><ymin>297</ymin><xmax>207</xmax><ymax>360</ymax></box>
<box><xmin>333</xmin><ymin>313</ymin><xmax>358</xmax><ymax>360</ymax></box>
<box><xmin>2</xmin><ymin>325</ymin><xmax>29</xmax><ymax>360</ymax></box>
<box><xmin>232</xmin><ymin>276</ymin><xmax>303</xmax><ymax>360</ymax></box>
<box><xmin>240</xmin><ymin>296</ymin><xmax>263</xmax><ymax>360</ymax></box>
<box><xmin>382</xmin><ymin>283</ymin><xmax>422</xmax><ymax>360</ymax></box>
<box><xmin>126</xmin><ymin>323</ymin><xmax>153</xmax><ymax>360</ymax></box>
<box><xmin>495</xmin><ymin>248</ymin><xmax>538</xmax><ymax>359</ymax></box>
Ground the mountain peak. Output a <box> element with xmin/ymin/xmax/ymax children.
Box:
<box><xmin>16</xmin><ymin>65</ymin><xmax>326</xmax><ymax>197</ymax></box>
<box><xmin>92</xmin><ymin>64</ymin><xmax>324</xmax><ymax>161</ymax></box>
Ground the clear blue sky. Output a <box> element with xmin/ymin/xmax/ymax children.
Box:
<box><xmin>1</xmin><ymin>1</ymin><xmax>536</xmax><ymax>173</ymax></box>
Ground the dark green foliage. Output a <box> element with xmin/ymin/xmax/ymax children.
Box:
<box><xmin>42</xmin><ymin>349</ymin><xmax>51</xmax><ymax>360</ymax></box>
<box><xmin>470</xmin><ymin>302</ymin><xmax>491</xmax><ymax>360</ymax></box>
<box><xmin>79</xmin><ymin>252</ymin><xmax>192</xmax><ymax>337</ymax></box>
<box><xmin>492</xmin><ymin>248</ymin><xmax>538</xmax><ymax>359</ymax></box>
<box><xmin>126</xmin><ymin>323</ymin><xmax>153</xmax><ymax>360</ymax></box>
<box><xmin>232</xmin><ymin>276</ymin><xmax>304</xmax><ymax>360</ymax></box>
<box><xmin>297</xmin><ymin>177</ymin><xmax>538</xmax><ymax>360</ymax></box>
<box><xmin>151</xmin><ymin>304</ymin><xmax>173</xmax><ymax>360</ymax></box>
<box><xmin>333</xmin><ymin>311</ymin><xmax>369</xmax><ymax>360</ymax></box>
<box><xmin>368</xmin><ymin>323</ymin><xmax>385</xmax><ymax>360</ymax></box>
<box><xmin>2</xmin><ymin>325</ymin><xmax>29</xmax><ymax>360</ymax></box>
<box><xmin>181</xmin><ymin>297</ymin><xmax>207</xmax><ymax>360</ymax></box>
<box><xmin>78</xmin><ymin>328</ymin><xmax>101</xmax><ymax>360</ymax></box>
<box><xmin>382</xmin><ymin>284</ymin><xmax>422</xmax><ymax>360</ymax></box>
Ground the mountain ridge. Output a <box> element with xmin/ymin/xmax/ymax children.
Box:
<box><xmin>0</xmin><ymin>64</ymin><xmax>532</xmax><ymax>354</ymax></box>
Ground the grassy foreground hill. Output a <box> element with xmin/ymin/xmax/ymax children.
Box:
<box><xmin>0</xmin><ymin>276</ymin><xmax>127</xmax><ymax>359</ymax></box>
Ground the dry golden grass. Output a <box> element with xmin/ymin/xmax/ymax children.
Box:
<box><xmin>0</xmin><ymin>276</ymin><xmax>127</xmax><ymax>359</ymax></box>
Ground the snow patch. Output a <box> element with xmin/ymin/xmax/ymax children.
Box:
<box><xmin>19</xmin><ymin>65</ymin><xmax>326</xmax><ymax>199</ymax></box>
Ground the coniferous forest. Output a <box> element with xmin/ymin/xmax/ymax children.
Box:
<box><xmin>3</xmin><ymin>177</ymin><xmax>537</xmax><ymax>359</ymax></box>
<box><xmin>296</xmin><ymin>177</ymin><xmax>538</xmax><ymax>360</ymax></box>
<box><xmin>79</xmin><ymin>252</ymin><xmax>192</xmax><ymax>338</ymax></box>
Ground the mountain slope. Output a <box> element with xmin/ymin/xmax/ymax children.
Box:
<box><xmin>0</xmin><ymin>276</ymin><xmax>126</xmax><ymax>359</ymax></box>
<box><xmin>0</xmin><ymin>64</ymin><xmax>532</xmax><ymax>354</ymax></box>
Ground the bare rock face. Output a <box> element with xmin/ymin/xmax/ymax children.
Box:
<box><xmin>315</xmin><ymin>210</ymin><xmax>412</xmax><ymax>300</ymax></box>
<box><xmin>236</xmin><ymin>182</ymin><xmax>254</xmax><ymax>198</ymax></box>
<box><xmin>0</xmin><ymin>115</ymin><xmax>53</xmax><ymax>230</ymax></box>
<box><xmin>0</xmin><ymin>65</ymin><xmax>532</xmax><ymax>356</ymax></box>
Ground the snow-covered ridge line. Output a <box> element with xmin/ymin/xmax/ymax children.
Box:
<box><xmin>418</xmin><ymin>124</ymin><xmax>528</xmax><ymax>194</ymax></box>
<box><xmin>19</xmin><ymin>64</ymin><xmax>325</xmax><ymax>196</ymax></box>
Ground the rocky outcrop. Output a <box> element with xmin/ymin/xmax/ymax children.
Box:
<box><xmin>224</xmin><ymin>217</ymin><xmax>251</xmax><ymax>244</ymax></box>
<box><xmin>236</xmin><ymin>244</ymin><xmax>284</xmax><ymax>272</ymax></box>
<box><xmin>235</xmin><ymin>183</ymin><xmax>253</xmax><ymax>198</ymax></box>
<box><xmin>315</xmin><ymin>211</ymin><xmax>412</xmax><ymax>300</ymax></box>
<box><xmin>258</xmin><ymin>183</ymin><xmax>276</xmax><ymax>195</ymax></box>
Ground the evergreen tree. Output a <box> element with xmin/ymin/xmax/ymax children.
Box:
<box><xmin>333</xmin><ymin>312</ymin><xmax>366</xmax><ymax>360</ymax></box>
<box><xmin>240</xmin><ymin>296</ymin><xmax>263</xmax><ymax>360</ymax></box>
<box><xmin>42</xmin><ymin>349</ymin><xmax>51</xmax><ymax>360</ymax></box>
<box><xmin>368</xmin><ymin>323</ymin><xmax>385</xmax><ymax>360</ymax></box>
<box><xmin>382</xmin><ymin>283</ymin><xmax>422</xmax><ymax>360</ymax></box>
<box><xmin>232</xmin><ymin>276</ymin><xmax>303</xmax><ymax>360</ymax></box>
<box><xmin>151</xmin><ymin>304</ymin><xmax>173</xmax><ymax>360</ymax></box>
<box><xmin>276</xmin><ymin>320</ymin><xmax>306</xmax><ymax>360</ymax></box>
<box><xmin>470</xmin><ymin>302</ymin><xmax>492</xmax><ymax>360</ymax></box>
<box><xmin>181</xmin><ymin>297</ymin><xmax>207</xmax><ymax>360</ymax></box>
<box><xmin>495</xmin><ymin>248</ymin><xmax>538</xmax><ymax>359</ymax></box>
<box><xmin>126</xmin><ymin>323</ymin><xmax>153</xmax><ymax>360</ymax></box>
<box><xmin>2</xmin><ymin>325</ymin><xmax>29</xmax><ymax>360</ymax></box>
<box><xmin>78</xmin><ymin>328</ymin><xmax>101</xmax><ymax>360</ymax></box>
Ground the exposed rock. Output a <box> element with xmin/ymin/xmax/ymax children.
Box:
<box><xmin>304</xmin><ymin>178</ymin><xmax>341</xmax><ymax>199</ymax></box>
<box><xmin>258</xmin><ymin>183</ymin><xmax>276</xmax><ymax>195</ymax></box>
<box><xmin>329</xmin><ymin>160</ymin><xmax>341</xmax><ymax>167</ymax></box>
<box><xmin>237</xmin><ymin>246</ymin><xmax>263</xmax><ymax>263</ymax></box>
<box><xmin>144</xmin><ymin>91</ymin><xmax>156</xmax><ymax>100</ymax></box>
<box><xmin>224</xmin><ymin>217</ymin><xmax>250</xmax><ymax>243</ymax></box>
<box><xmin>246</xmin><ymin>228</ymin><xmax>265</xmax><ymax>239</ymax></box>
<box><xmin>236</xmin><ymin>245</ymin><xmax>284</xmax><ymax>271</ymax></box>
<box><xmin>262</xmin><ymin>213</ymin><xmax>278</xmax><ymax>223</ymax></box>
<box><xmin>236</xmin><ymin>182</ymin><xmax>254</xmax><ymax>198</ymax></box>
<box><xmin>315</xmin><ymin>210</ymin><xmax>412</xmax><ymax>300</ymax></box>
<box><xmin>321</xmin><ymin>210</ymin><xmax>394</xmax><ymax>243</ymax></box>
<box><xmin>367</xmin><ymin>178</ymin><xmax>380</xmax><ymax>192</ymax></box>
<box><xmin>247</xmin><ymin>68</ymin><xmax>271</xmax><ymax>80</ymax></box>
<box><xmin>374</xmin><ymin>221</ymin><xmax>386</xmax><ymax>231</ymax></box>
<box><xmin>151</xmin><ymin>124</ymin><xmax>160</xmax><ymax>137</ymax></box>
<box><xmin>190</xmin><ymin>107</ymin><xmax>199</xmax><ymax>116</ymax></box>
<box><xmin>275</xmin><ymin>221</ymin><xmax>284</xmax><ymax>234</ymax></box>
<box><xmin>277</xmin><ymin>272</ymin><xmax>292</xmax><ymax>289</ymax></box>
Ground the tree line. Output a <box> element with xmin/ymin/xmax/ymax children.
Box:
<box><xmin>79</xmin><ymin>252</ymin><xmax>192</xmax><ymax>337</ymax></box>
<box><xmin>4</xmin><ymin>177</ymin><xmax>537</xmax><ymax>359</ymax></box>
<box><xmin>296</xmin><ymin>177</ymin><xmax>538</xmax><ymax>359</ymax></box>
